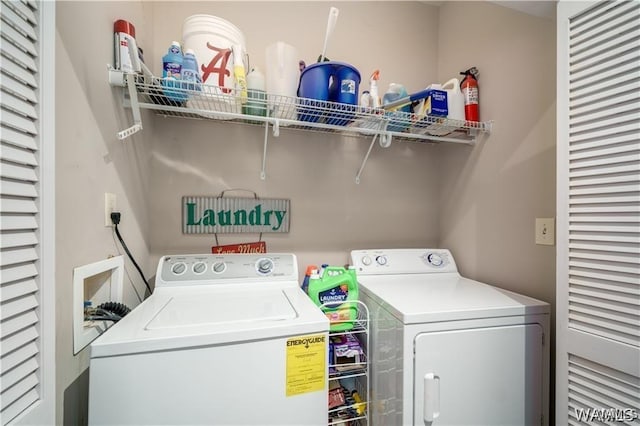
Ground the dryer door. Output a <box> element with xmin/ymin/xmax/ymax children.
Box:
<box><xmin>414</xmin><ymin>324</ymin><xmax>543</xmax><ymax>425</ymax></box>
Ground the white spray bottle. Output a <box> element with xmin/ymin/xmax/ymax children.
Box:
<box><xmin>370</xmin><ymin>70</ymin><xmax>381</xmax><ymax>108</ymax></box>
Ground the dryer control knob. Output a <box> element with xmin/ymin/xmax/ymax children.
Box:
<box><xmin>427</xmin><ymin>253</ymin><xmax>444</xmax><ymax>267</ymax></box>
<box><xmin>376</xmin><ymin>255</ymin><xmax>388</xmax><ymax>266</ymax></box>
<box><xmin>192</xmin><ymin>262</ymin><xmax>207</xmax><ymax>274</ymax></box>
<box><xmin>212</xmin><ymin>262</ymin><xmax>226</xmax><ymax>274</ymax></box>
<box><xmin>171</xmin><ymin>262</ymin><xmax>187</xmax><ymax>275</ymax></box>
<box><xmin>256</xmin><ymin>258</ymin><xmax>274</xmax><ymax>275</ymax></box>
<box><xmin>361</xmin><ymin>255</ymin><xmax>372</xmax><ymax>266</ymax></box>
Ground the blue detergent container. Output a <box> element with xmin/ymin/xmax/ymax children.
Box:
<box><xmin>298</xmin><ymin>61</ymin><xmax>360</xmax><ymax>125</ymax></box>
<box><xmin>162</xmin><ymin>41</ymin><xmax>187</xmax><ymax>103</ymax></box>
<box><xmin>383</xmin><ymin>83</ymin><xmax>411</xmax><ymax>132</ymax></box>
<box><xmin>181</xmin><ymin>48</ymin><xmax>202</xmax><ymax>93</ymax></box>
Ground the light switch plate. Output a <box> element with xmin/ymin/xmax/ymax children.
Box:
<box><xmin>535</xmin><ymin>218</ymin><xmax>555</xmax><ymax>246</ymax></box>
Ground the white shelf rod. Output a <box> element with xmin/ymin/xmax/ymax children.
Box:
<box><xmin>355</xmin><ymin>134</ymin><xmax>378</xmax><ymax>185</ymax></box>
<box><xmin>261</xmin><ymin>121</ymin><xmax>269</xmax><ymax>180</ymax></box>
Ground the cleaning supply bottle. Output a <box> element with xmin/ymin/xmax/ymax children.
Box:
<box><xmin>383</xmin><ymin>83</ymin><xmax>410</xmax><ymax>113</ymax></box>
<box><xmin>360</xmin><ymin>90</ymin><xmax>371</xmax><ymax>109</ymax></box>
<box><xmin>383</xmin><ymin>83</ymin><xmax>411</xmax><ymax>132</ymax></box>
<box><xmin>162</xmin><ymin>41</ymin><xmax>186</xmax><ymax>102</ymax></box>
<box><xmin>369</xmin><ymin>70</ymin><xmax>381</xmax><ymax>108</ymax></box>
<box><xmin>301</xmin><ymin>265</ymin><xmax>318</xmax><ymax>294</ymax></box>
<box><xmin>441</xmin><ymin>78</ymin><xmax>465</xmax><ymax>121</ymax></box>
<box><xmin>308</xmin><ymin>265</ymin><xmax>359</xmax><ymax>331</ymax></box>
<box><xmin>232</xmin><ymin>44</ymin><xmax>247</xmax><ymax>103</ymax></box>
<box><xmin>243</xmin><ymin>67</ymin><xmax>266</xmax><ymax>119</ymax></box>
<box><xmin>162</xmin><ymin>41</ymin><xmax>183</xmax><ymax>81</ymax></box>
<box><xmin>181</xmin><ymin>48</ymin><xmax>201</xmax><ymax>93</ymax></box>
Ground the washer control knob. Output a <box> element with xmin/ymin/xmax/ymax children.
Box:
<box><xmin>212</xmin><ymin>261</ymin><xmax>226</xmax><ymax>274</ymax></box>
<box><xmin>361</xmin><ymin>255</ymin><xmax>372</xmax><ymax>266</ymax></box>
<box><xmin>171</xmin><ymin>262</ymin><xmax>187</xmax><ymax>275</ymax></box>
<box><xmin>427</xmin><ymin>253</ymin><xmax>444</xmax><ymax>267</ymax></box>
<box><xmin>376</xmin><ymin>255</ymin><xmax>388</xmax><ymax>266</ymax></box>
<box><xmin>192</xmin><ymin>262</ymin><xmax>207</xmax><ymax>274</ymax></box>
<box><xmin>256</xmin><ymin>258</ymin><xmax>274</xmax><ymax>275</ymax></box>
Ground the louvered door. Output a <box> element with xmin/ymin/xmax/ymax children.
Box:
<box><xmin>1</xmin><ymin>1</ymin><xmax>55</xmax><ymax>424</ymax></box>
<box><xmin>557</xmin><ymin>0</ymin><xmax>640</xmax><ymax>424</ymax></box>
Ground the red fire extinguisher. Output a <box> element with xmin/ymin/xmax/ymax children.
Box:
<box><xmin>460</xmin><ymin>67</ymin><xmax>479</xmax><ymax>122</ymax></box>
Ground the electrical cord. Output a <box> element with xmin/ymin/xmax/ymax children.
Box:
<box><xmin>111</xmin><ymin>212</ymin><xmax>153</xmax><ymax>296</ymax></box>
<box><xmin>85</xmin><ymin>309</ymin><xmax>121</xmax><ymax>322</ymax></box>
<box><xmin>83</xmin><ymin>302</ymin><xmax>132</xmax><ymax>323</ymax></box>
<box><xmin>97</xmin><ymin>301</ymin><xmax>131</xmax><ymax>317</ymax></box>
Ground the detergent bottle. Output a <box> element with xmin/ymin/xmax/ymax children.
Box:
<box><xmin>162</xmin><ymin>41</ymin><xmax>187</xmax><ymax>103</ymax></box>
<box><xmin>441</xmin><ymin>78</ymin><xmax>465</xmax><ymax>121</ymax></box>
<box><xmin>181</xmin><ymin>49</ymin><xmax>202</xmax><ymax>93</ymax></box>
<box><xmin>308</xmin><ymin>265</ymin><xmax>359</xmax><ymax>331</ymax></box>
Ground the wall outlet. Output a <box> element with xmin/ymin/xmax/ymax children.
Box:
<box><xmin>105</xmin><ymin>193</ymin><xmax>116</xmax><ymax>226</ymax></box>
<box><xmin>535</xmin><ymin>218</ymin><xmax>555</xmax><ymax>246</ymax></box>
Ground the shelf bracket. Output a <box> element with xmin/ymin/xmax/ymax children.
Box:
<box><xmin>355</xmin><ymin>121</ymin><xmax>389</xmax><ymax>184</ymax></box>
<box><xmin>116</xmin><ymin>72</ymin><xmax>143</xmax><ymax>140</ymax></box>
<box><xmin>261</xmin><ymin>121</ymin><xmax>270</xmax><ymax>180</ymax></box>
<box><xmin>355</xmin><ymin>134</ymin><xmax>378</xmax><ymax>184</ymax></box>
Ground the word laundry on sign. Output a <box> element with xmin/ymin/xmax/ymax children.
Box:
<box><xmin>182</xmin><ymin>197</ymin><xmax>290</xmax><ymax>234</ymax></box>
<box><xmin>186</xmin><ymin>203</ymin><xmax>286</xmax><ymax>230</ymax></box>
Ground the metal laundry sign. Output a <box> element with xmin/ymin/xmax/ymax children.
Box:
<box><xmin>182</xmin><ymin>196</ymin><xmax>290</xmax><ymax>234</ymax></box>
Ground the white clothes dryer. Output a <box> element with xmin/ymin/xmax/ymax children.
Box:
<box><xmin>88</xmin><ymin>254</ymin><xmax>329</xmax><ymax>425</ymax></box>
<box><xmin>351</xmin><ymin>249</ymin><xmax>550</xmax><ymax>426</ymax></box>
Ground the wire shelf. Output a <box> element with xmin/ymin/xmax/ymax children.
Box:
<box><xmin>111</xmin><ymin>69</ymin><xmax>492</xmax><ymax>182</ymax></box>
<box><xmin>124</xmin><ymin>74</ymin><xmax>491</xmax><ymax>144</ymax></box>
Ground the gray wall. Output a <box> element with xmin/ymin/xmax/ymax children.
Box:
<box><xmin>437</xmin><ymin>1</ymin><xmax>556</xmax><ymax>305</ymax></box>
<box><xmin>56</xmin><ymin>2</ymin><xmax>154</xmax><ymax>424</ymax></box>
<box><xmin>55</xmin><ymin>1</ymin><xmax>556</xmax><ymax>424</ymax></box>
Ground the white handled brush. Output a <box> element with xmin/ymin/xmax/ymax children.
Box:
<box><xmin>319</xmin><ymin>7</ymin><xmax>339</xmax><ymax>62</ymax></box>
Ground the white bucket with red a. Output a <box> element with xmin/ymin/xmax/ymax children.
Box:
<box><xmin>182</xmin><ymin>15</ymin><xmax>246</xmax><ymax>118</ymax></box>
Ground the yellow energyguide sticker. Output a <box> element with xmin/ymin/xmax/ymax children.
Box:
<box><xmin>286</xmin><ymin>334</ymin><xmax>326</xmax><ymax>396</ymax></box>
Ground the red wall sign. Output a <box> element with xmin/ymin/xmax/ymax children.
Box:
<box><xmin>211</xmin><ymin>241</ymin><xmax>267</xmax><ymax>254</ymax></box>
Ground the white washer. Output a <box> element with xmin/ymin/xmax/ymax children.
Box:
<box><xmin>351</xmin><ymin>249</ymin><xmax>550</xmax><ymax>426</ymax></box>
<box><xmin>89</xmin><ymin>253</ymin><xmax>329</xmax><ymax>425</ymax></box>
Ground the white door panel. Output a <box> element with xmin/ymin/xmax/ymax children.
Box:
<box><xmin>413</xmin><ymin>325</ymin><xmax>543</xmax><ymax>426</ymax></box>
<box><xmin>557</xmin><ymin>1</ymin><xmax>640</xmax><ymax>423</ymax></box>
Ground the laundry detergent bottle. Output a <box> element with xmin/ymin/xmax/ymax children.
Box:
<box><xmin>162</xmin><ymin>41</ymin><xmax>187</xmax><ymax>103</ymax></box>
<box><xmin>308</xmin><ymin>266</ymin><xmax>359</xmax><ymax>331</ymax></box>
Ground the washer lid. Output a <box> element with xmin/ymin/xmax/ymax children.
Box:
<box><xmin>359</xmin><ymin>274</ymin><xmax>549</xmax><ymax>324</ymax></box>
<box><xmin>146</xmin><ymin>288</ymin><xmax>296</xmax><ymax>330</ymax></box>
<box><xmin>90</xmin><ymin>286</ymin><xmax>328</xmax><ymax>358</ymax></box>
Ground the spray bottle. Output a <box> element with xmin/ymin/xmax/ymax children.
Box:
<box><xmin>369</xmin><ymin>70</ymin><xmax>381</xmax><ymax>108</ymax></box>
<box><xmin>301</xmin><ymin>265</ymin><xmax>318</xmax><ymax>294</ymax></box>
<box><xmin>232</xmin><ymin>44</ymin><xmax>247</xmax><ymax>103</ymax></box>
